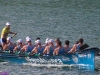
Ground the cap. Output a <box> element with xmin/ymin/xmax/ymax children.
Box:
<box><xmin>6</xmin><ymin>22</ymin><xmax>10</xmax><ymax>26</ymax></box>
<box><xmin>26</xmin><ymin>37</ymin><xmax>31</xmax><ymax>41</ymax></box>
<box><xmin>16</xmin><ymin>39</ymin><xmax>23</xmax><ymax>43</ymax></box>
<box><xmin>35</xmin><ymin>40</ymin><xmax>41</xmax><ymax>44</ymax></box>
<box><xmin>7</xmin><ymin>37</ymin><xmax>12</xmax><ymax>41</ymax></box>
<box><xmin>26</xmin><ymin>36</ymin><xmax>30</xmax><ymax>40</ymax></box>
<box><xmin>49</xmin><ymin>39</ymin><xmax>54</xmax><ymax>43</ymax></box>
<box><xmin>45</xmin><ymin>38</ymin><xmax>50</xmax><ymax>44</ymax></box>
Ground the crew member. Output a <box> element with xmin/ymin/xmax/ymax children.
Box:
<box><xmin>1</xmin><ymin>22</ymin><xmax>17</xmax><ymax>50</ymax></box>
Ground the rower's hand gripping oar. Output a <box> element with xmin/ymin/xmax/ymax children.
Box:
<box><xmin>11</xmin><ymin>33</ymin><xmax>17</xmax><ymax>38</ymax></box>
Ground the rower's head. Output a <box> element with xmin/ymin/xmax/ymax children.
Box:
<box><xmin>26</xmin><ymin>37</ymin><xmax>31</xmax><ymax>43</ymax></box>
<box><xmin>16</xmin><ymin>39</ymin><xmax>23</xmax><ymax>45</ymax></box>
<box><xmin>54</xmin><ymin>38</ymin><xmax>60</xmax><ymax>46</ymax></box>
<box><xmin>7</xmin><ymin>37</ymin><xmax>12</xmax><ymax>43</ymax></box>
<box><xmin>6</xmin><ymin>22</ymin><xmax>10</xmax><ymax>29</ymax></box>
<box><xmin>36</xmin><ymin>37</ymin><xmax>40</xmax><ymax>40</ymax></box>
<box><xmin>78</xmin><ymin>38</ymin><xmax>84</xmax><ymax>44</ymax></box>
<box><xmin>45</xmin><ymin>38</ymin><xmax>50</xmax><ymax>46</ymax></box>
<box><xmin>25</xmin><ymin>36</ymin><xmax>30</xmax><ymax>44</ymax></box>
<box><xmin>55</xmin><ymin>38</ymin><xmax>60</xmax><ymax>43</ymax></box>
<box><xmin>56</xmin><ymin>41</ymin><xmax>62</xmax><ymax>47</ymax></box>
<box><xmin>48</xmin><ymin>39</ymin><xmax>54</xmax><ymax>45</ymax></box>
<box><xmin>65</xmin><ymin>40</ymin><xmax>70</xmax><ymax>46</ymax></box>
<box><xmin>45</xmin><ymin>38</ymin><xmax>49</xmax><ymax>44</ymax></box>
<box><xmin>35</xmin><ymin>40</ymin><xmax>41</xmax><ymax>45</ymax></box>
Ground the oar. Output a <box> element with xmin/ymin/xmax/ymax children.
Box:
<box><xmin>11</xmin><ymin>33</ymin><xmax>17</xmax><ymax>38</ymax></box>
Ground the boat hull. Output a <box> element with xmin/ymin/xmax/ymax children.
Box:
<box><xmin>0</xmin><ymin>47</ymin><xmax>99</xmax><ymax>71</ymax></box>
<box><xmin>25</xmin><ymin>48</ymin><xmax>95</xmax><ymax>70</ymax></box>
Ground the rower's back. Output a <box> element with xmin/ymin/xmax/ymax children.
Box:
<box><xmin>25</xmin><ymin>38</ymin><xmax>35</xmax><ymax>53</ymax></box>
<box><xmin>64</xmin><ymin>40</ymin><xmax>71</xmax><ymax>53</ymax></box>
<box><xmin>57</xmin><ymin>41</ymin><xmax>64</xmax><ymax>55</ymax></box>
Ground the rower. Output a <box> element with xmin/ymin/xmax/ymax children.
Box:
<box><xmin>0</xmin><ymin>22</ymin><xmax>17</xmax><ymax>50</ymax></box>
<box><xmin>54</xmin><ymin>38</ymin><xmax>60</xmax><ymax>48</ymax></box>
<box><xmin>64</xmin><ymin>40</ymin><xmax>71</xmax><ymax>53</ymax></box>
<box><xmin>4</xmin><ymin>37</ymin><xmax>15</xmax><ymax>52</ymax></box>
<box><xmin>43</xmin><ymin>39</ymin><xmax>55</xmax><ymax>55</ymax></box>
<box><xmin>53</xmin><ymin>41</ymin><xmax>64</xmax><ymax>56</ymax></box>
<box><xmin>32</xmin><ymin>40</ymin><xmax>44</xmax><ymax>54</ymax></box>
<box><xmin>68</xmin><ymin>38</ymin><xmax>84</xmax><ymax>53</ymax></box>
<box><xmin>21</xmin><ymin>37</ymin><xmax>34</xmax><ymax>53</ymax></box>
<box><xmin>25</xmin><ymin>36</ymin><xmax>30</xmax><ymax>45</ymax></box>
<box><xmin>13</xmin><ymin>39</ymin><xmax>24</xmax><ymax>52</ymax></box>
<box><xmin>35</xmin><ymin>37</ymin><xmax>41</xmax><ymax>47</ymax></box>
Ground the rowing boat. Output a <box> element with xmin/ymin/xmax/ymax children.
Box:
<box><xmin>0</xmin><ymin>47</ymin><xmax>100</xmax><ymax>71</ymax></box>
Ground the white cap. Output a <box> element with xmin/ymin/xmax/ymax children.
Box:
<box><xmin>16</xmin><ymin>39</ymin><xmax>23</xmax><ymax>43</ymax></box>
<box><xmin>45</xmin><ymin>38</ymin><xmax>50</xmax><ymax>44</ymax></box>
<box><xmin>49</xmin><ymin>39</ymin><xmax>54</xmax><ymax>43</ymax></box>
<box><xmin>6</xmin><ymin>22</ymin><xmax>10</xmax><ymax>26</ymax></box>
<box><xmin>26</xmin><ymin>36</ymin><xmax>30</xmax><ymax>40</ymax></box>
<box><xmin>26</xmin><ymin>37</ymin><xmax>31</xmax><ymax>41</ymax></box>
<box><xmin>7</xmin><ymin>37</ymin><xmax>12</xmax><ymax>41</ymax></box>
<box><xmin>35</xmin><ymin>40</ymin><xmax>41</xmax><ymax>44</ymax></box>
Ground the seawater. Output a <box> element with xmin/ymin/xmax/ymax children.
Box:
<box><xmin>0</xmin><ymin>0</ymin><xmax>100</xmax><ymax>75</ymax></box>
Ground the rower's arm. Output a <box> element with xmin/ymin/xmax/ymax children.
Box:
<box><xmin>13</xmin><ymin>46</ymin><xmax>18</xmax><ymax>52</ymax></box>
<box><xmin>43</xmin><ymin>46</ymin><xmax>48</xmax><ymax>54</ymax></box>
<box><xmin>21</xmin><ymin>46</ymin><xmax>27</xmax><ymax>52</ymax></box>
<box><xmin>32</xmin><ymin>47</ymin><xmax>38</xmax><ymax>53</ymax></box>
<box><xmin>68</xmin><ymin>44</ymin><xmax>76</xmax><ymax>53</ymax></box>
<box><xmin>9</xmin><ymin>31</ymin><xmax>16</xmax><ymax>34</ymax></box>
<box><xmin>53</xmin><ymin>48</ymin><xmax>59</xmax><ymax>56</ymax></box>
<box><xmin>9</xmin><ymin>32</ymin><xmax>17</xmax><ymax>38</ymax></box>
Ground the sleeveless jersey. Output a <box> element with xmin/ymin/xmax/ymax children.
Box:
<box><xmin>37</xmin><ymin>46</ymin><xmax>44</xmax><ymax>54</ymax></box>
<box><xmin>58</xmin><ymin>47</ymin><xmax>64</xmax><ymax>54</ymax></box>
<box><xmin>26</xmin><ymin>45</ymin><xmax>34</xmax><ymax>52</ymax></box>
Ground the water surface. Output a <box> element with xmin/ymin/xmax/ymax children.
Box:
<box><xmin>0</xmin><ymin>0</ymin><xmax>100</xmax><ymax>75</ymax></box>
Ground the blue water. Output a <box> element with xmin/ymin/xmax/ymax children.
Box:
<box><xmin>0</xmin><ymin>0</ymin><xmax>100</xmax><ymax>75</ymax></box>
